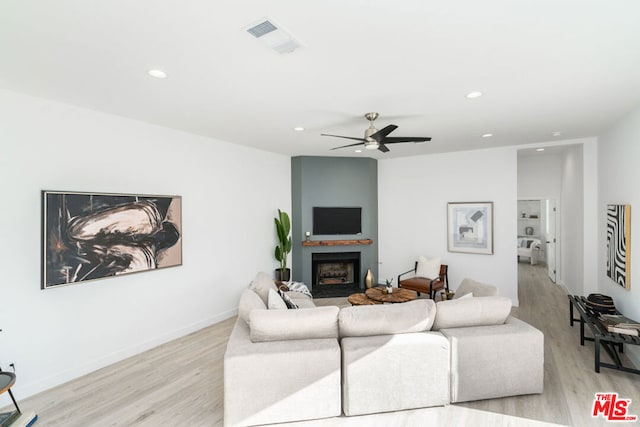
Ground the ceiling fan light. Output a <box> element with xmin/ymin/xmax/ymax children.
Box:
<box><xmin>365</xmin><ymin>142</ymin><xmax>379</xmax><ymax>150</ymax></box>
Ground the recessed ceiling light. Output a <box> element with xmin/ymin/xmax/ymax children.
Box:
<box><xmin>148</xmin><ymin>69</ymin><xmax>167</xmax><ymax>79</ymax></box>
<box><xmin>536</xmin><ymin>148</ymin><xmax>545</xmax><ymax>152</ymax></box>
<box><xmin>482</xmin><ymin>133</ymin><xmax>493</xmax><ymax>138</ymax></box>
<box><xmin>466</xmin><ymin>91</ymin><xmax>483</xmax><ymax>99</ymax></box>
<box><xmin>293</xmin><ymin>127</ymin><xmax>305</xmax><ymax>132</ymax></box>
<box><xmin>552</xmin><ymin>131</ymin><xmax>562</xmax><ymax>137</ymax></box>
<box><xmin>355</xmin><ymin>149</ymin><xmax>362</xmax><ymax>153</ymax></box>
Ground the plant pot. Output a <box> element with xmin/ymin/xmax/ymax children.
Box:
<box><xmin>275</xmin><ymin>268</ymin><xmax>291</xmax><ymax>282</ymax></box>
<box><xmin>386</xmin><ymin>286</ymin><xmax>393</xmax><ymax>294</ymax></box>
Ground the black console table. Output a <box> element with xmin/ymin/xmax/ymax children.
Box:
<box><xmin>568</xmin><ymin>295</ymin><xmax>640</xmax><ymax>375</ymax></box>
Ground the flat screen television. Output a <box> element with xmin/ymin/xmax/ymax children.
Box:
<box><xmin>313</xmin><ymin>207</ymin><xmax>362</xmax><ymax>235</ymax></box>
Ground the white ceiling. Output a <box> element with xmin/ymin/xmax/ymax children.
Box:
<box><xmin>2</xmin><ymin>1</ymin><xmax>640</xmax><ymax>159</ymax></box>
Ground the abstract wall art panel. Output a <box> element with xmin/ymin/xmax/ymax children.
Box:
<box><xmin>606</xmin><ymin>204</ymin><xmax>631</xmax><ymax>289</ymax></box>
<box><xmin>42</xmin><ymin>191</ymin><xmax>182</xmax><ymax>289</ymax></box>
<box><xmin>447</xmin><ymin>202</ymin><xmax>493</xmax><ymax>255</ymax></box>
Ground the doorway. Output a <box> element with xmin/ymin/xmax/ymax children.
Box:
<box><xmin>517</xmin><ymin>198</ymin><xmax>558</xmax><ymax>282</ymax></box>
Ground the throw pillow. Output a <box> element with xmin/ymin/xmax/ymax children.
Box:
<box><xmin>458</xmin><ymin>292</ymin><xmax>473</xmax><ymax>299</ymax></box>
<box><xmin>267</xmin><ymin>288</ymin><xmax>288</xmax><ymax>310</ymax></box>
<box><xmin>278</xmin><ymin>289</ymin><xmax>299</xmax><ymax>309</ymax></box>
<box><xmin>416</xmin><ymin>256</ymin><xmax>441</xmax><ymax>279</ymax></box>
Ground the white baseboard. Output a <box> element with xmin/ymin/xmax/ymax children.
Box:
<box><xmin>13</xmin><ymin>308</ymin><xmax>238</xmax><ymax>401</ymax></box>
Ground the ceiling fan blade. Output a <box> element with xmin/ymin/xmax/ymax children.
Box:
<box><xmin>321</xmin><ymin>133</ymin><xmax>367</xmax><ymax>142</ymax></box>
<box><xmin>369</xmin><ymin>125</ymin><xmax>398</xmax><ymax>142</ymax></box>
<box><xmin>377</xmin><ymin>143</ymin><xmax>390</xmax><ymax>153</ymax></box>
<box><xmin>381</xmin><ymin>136</ymin><xmax>432</xmax><ymax>143</ymax></box>
<box><xmin>330</xmin><ymin>142</ymin><xmax>366</xmax><ymax>150</ymax></box>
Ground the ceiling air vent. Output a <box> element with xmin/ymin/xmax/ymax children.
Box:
<box><xmin>245</xmin><ymin>18</ymin><xmax>302</xmax><ymax>54</ymax></box>
<box><xmin>247</xmin><ymin>20</ymin><xmax>278</xmax><ymax>38</ymax></box>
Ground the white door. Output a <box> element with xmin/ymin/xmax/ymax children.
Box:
<box><xmin>545</xmin><ymin>199</ymin><xmax>557</xmax><ymax>283</ymax></box>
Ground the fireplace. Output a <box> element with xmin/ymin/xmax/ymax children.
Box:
<box><xmin>311</xmin><ymin>252</ymin><xmax>361</xmax><ymax>297</ymax></box>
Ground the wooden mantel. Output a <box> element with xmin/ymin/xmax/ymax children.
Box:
<box><xmin>301</xmin><ymin>239</ymin><xmax>373</xmax><ymax>247</ymax></box>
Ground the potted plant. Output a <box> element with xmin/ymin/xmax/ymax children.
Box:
<box><xmin>274</xmin><ymin>209</ymin><xmax>292</xmax><ymax>281</ymax></box>
<box><xmin>385</xmin><ymin>278</ymin><xmax>394</xmax><ymax>294</ymax></box>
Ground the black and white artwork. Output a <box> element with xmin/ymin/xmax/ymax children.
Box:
<box><xmin>42</xmin><ymin>191</ymin><xmax>182</xmax><ymax>289</ymax></box>
<box><xmin>606</xmin><ymin>204</ymin><xmax>631</xmax><ymax>289</ymax></box>
<box><xmin>447</xmin><ymin>202</ymin><xmax>493</xmax><ymax>255</ymax></box>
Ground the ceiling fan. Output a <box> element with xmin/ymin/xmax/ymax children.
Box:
<box><xmin>321</xmin><ymin>112</ymin><xmax>432</xmax><ymax>153</ymax></box>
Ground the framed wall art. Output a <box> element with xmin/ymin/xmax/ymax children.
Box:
<box><xmin>447</xmin><ymin>202</ymin><xmax>493</xmax><ymax>255</ymax></box>
<box><xmin>42</xmin><ymin>191</ymin><xmax>182</xmax><ymax>289</ymax></box>
<box><xmin>606</xmin><ymin>204</ymin><xmax>631</xmax><ymax>289</ymax></box>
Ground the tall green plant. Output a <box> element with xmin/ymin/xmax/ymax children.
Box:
<box><xmin>274</xmin><ymin>209</ymin><xmax>292</xmax><ymax>271</ymax></box>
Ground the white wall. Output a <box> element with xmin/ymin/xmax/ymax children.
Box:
<box><xmin>560</xmin><ymin>146</ymin><xmax>584</xmax><ymax>295</ymax></box>
<box><xmin>0</xmin><ymin>89</ymin><xmax>291</xmax><ymax>402</ymax></box>
<box><xmin>378</xmin><ymin>147</ymin><xmax>518</xmax><ymax>305</ymax></box>
<box><xmin>598</xmin><ymin>105</ymin><xmax>640</xmax><ymax>366</ymax></box>
<box><xmin>517</xmin><ymin>153</ymin><xmax>562</xmax><ymax>199</ymax></box>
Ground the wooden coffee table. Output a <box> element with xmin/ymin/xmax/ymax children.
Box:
<box><xmin>347</xmin><ymin>293</ymin><xmax>382</xmax><ymax>306</ymax></box>
<box><xmin>365</xmin><ymin>287</ymin><xmax>417</xmax><ymax>304</ymax></box>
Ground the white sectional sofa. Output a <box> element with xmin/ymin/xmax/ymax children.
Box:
<box><xmin>224</xmin><ymin>273</ymin><xmax>544</xmax><ymax>427</ymax></box>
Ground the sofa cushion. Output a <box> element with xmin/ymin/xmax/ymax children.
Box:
<box><xmin>453</xmin><ymin>278</ymin><xmax>498</xmax><ymax>298</ymax></box>
<box><xmin>268</xmin><ymin>288</ymin><xmax>288</xmax><ymax>310</ymax></box>
<box><xmin>238</xmin><ymin>288</ymin><xmax>267</xmax><ymax>325</ymax></box>
<box><xmin>432</xmin><ymin>296</ymin><xmax>512</xmax><ymax>330</ymax></box>
<box><xmin>440</xmin><ymin>316</ymin><xmax>544</xmax><ymax>402</ymax></box>
<box><xmin>249</xmin><ymin>271</ymin><xmax>278</xmax><ymax>305</ymax></box>
<box><xmin>339</xmin><ymin>299</ymin><xmax>436</xmax><ymax>337</ymax></box>
<box><xmin>286</xmin><ymin>291</ymin><xmax>315</xmax><ymax>308</ymax></box>
<box><xmin>416</xmin><ymin>255</ymin><xmax>441</xmax><ymax>279</ymax></box>
<box><xmin>250</xmin><ymin>306</ymin><xmax>340</xmax><ymax>342</ymax></box>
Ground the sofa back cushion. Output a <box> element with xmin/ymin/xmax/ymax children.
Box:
<box><xmin>453</xmin><ymin>278</ymin><xmax>499</xmax><ymax>298</ymax></box>
<box><xmin>249</xmin><ymin>271</ymin><xmax>279</xmax><ymax>305</ymax></box>
<box><xmin>432</xmin><ymin>296</ymin><xmax>512</xmax><ymax>330</ymax></box>
<box><xmin>250</xmin><ymin>306</ymin><xmax>340</xmax><ymax>342</ymax></box>
<box><xmin>339</xmin><ymin>299</ymin><xmax>436</xmax><ymax>337</ymax></box>
<box><xmin>238</xmin><ymin>288</ymin><xmax>267</xmax><ymax>325</ymax></box>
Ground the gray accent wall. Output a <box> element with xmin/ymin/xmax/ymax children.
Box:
<box><xmin>291</xmin><ymin>156</ymin><xmax>378</xmax><ymax>290</ymax></box>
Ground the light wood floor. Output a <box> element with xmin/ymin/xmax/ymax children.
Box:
<box><xmin>3</xmin><ymin>263</ymin><xmax>639</xmax><ymax>426</ymax></box>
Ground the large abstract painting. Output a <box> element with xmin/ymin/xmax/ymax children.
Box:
<box><xmin>447</xmin><ymin>202</ymin><xmax>493</xmax><ymax>255</ymax></box>
<box><xmin>42</xmin><ymin>191</ymin><xmax>182</xmax><ymax>289</ymax></box>
<box><xmin>606</xmin><ymin>204</ymin><xmax>631</xmax><ymax>289</ymax></box>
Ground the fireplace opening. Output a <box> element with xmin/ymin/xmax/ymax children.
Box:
<box><xmin>317</xmin><ymin>262</ymin><xmax>353</xmax><ymax>285</ymax></box>
<box><xmin>312</xmin><ymin>252</ymin><xmax>360</xmax><ymax>287</ymax></box>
